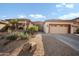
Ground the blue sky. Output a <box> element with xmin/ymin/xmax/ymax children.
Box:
<box><xmin>0</xmin><ymin>3</ymin><xmax>79</xmax><ymax>21</ymax></box>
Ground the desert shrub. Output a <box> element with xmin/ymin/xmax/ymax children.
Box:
<box><xmin>76</xmin><ymin>28</ymin><xmax>79</xmax><ymax>34</ymax></box>
<box><xmin>17</xmin><ymin>32</ymin><xmax>29</xmax><ymax>40</ymax></box>
<box><xmin>27</xmin><ymin>25</ymin><xmax>38</xmax><ymax>35</ymax></box>
<box><xmin>6</xmin><ymin>32</ymin><xmax>29</xmax><ymax>40</ymax></box>
<box><xmin>6</xmin><ymin>34</ymin><xmax>18</xmax><ymax>40</ymax></box>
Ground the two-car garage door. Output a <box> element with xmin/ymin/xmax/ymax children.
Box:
<box><xmin>49</xmin><ymin>24</ymin><xmax>69</xmax><ymax>34</ymax></box>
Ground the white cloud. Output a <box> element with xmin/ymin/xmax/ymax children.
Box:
<box><xmin>58</xmin><ymin>12</ymin><xmax>79</xmax><ymax>19</ymax></box>
<box><xmin>0</xmin><ymin>16</ymin><xmax>7</xmax><ymax>20</ymax></box>
<box><xmin>65</xmin><ymin>4</ymin><xmax>74</xmax><ymax>8</ymax></box>
<box><xmin>56</xmin><ymin>3</ymin><xmax>74</xmax><ymax>8</ymax></box>
<box><xmin>56</xmin><ymin>4</ymin><xmax>62</xmax><ymax>8</ymax></box>
<box><xmin>2</xmin><ymin>16</ymin><xmax>7</xmax><ymax>18</ymax></box>
<box><xmin>29</xmin><ymin>14</ymin><xmax>46</xmax><ymax>19</ymax></box>
<box><xmin>18</xmin><ymin>15</ymin><xmax>27</xmax><ymax>18</ymax></box>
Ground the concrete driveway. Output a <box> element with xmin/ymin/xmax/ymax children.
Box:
<box><xmin>42</xmin><ymin>34</ymin><xmax>79</xmax><ymax>56</ymax></box>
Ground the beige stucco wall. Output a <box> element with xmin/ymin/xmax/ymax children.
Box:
<box><xmin>44</xmin><ymin>23</ymin><xmax>49</xmax><ymax>33</ymax></box>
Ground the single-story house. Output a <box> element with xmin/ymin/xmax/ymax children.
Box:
<box><xmin>0</xmin><ymin>17</ymin><xmax>79</xmax><ymax>34</ymax></box>
<box><xmin>44</xmin><ymin>18</ymin><xmax>79</xmax><ymax>34</ymax></box>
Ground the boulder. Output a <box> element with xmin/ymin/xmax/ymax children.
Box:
<box><xmin>29</xmin><ymin>42</ymin><xmax>37</xmax><ymax>53</ymax></box>
<box><xmin>0</xmin><ymin>40</ymin><xmax>31</xmax><ymax>56</ymax></box>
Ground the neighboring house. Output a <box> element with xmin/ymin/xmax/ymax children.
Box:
<box><xmin>44</xmin><ymin>18</ymin><xmax>79</xmax><ymax>34</ymax></box>
<box><xmin>0</xmin><ymin>21</ymin><xmax>8</xmax><ymax>31</ymax></box>
<box><xmin>5</xmin><ymin>18</ymin><xmax>32</xmax><ymax>29</ymax></box>
<box><xmin>0</xmin><ymin>18</ymin><xmax>33</xmax><ymax>31</ymax></box>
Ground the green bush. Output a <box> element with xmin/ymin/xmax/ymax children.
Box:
<box><xmin>76</xmin><ymin>28</ymin><xmax>79</xmax><ymax>34</ymax></box>
<box><xmin>17</xmin><ymin>32</ymin><xmax>29</xmax><ymax>40</ymax></box>
<box><xmin>27</xmin><ymin>25</ymin><xmax>38</xmax><ymax>35</ymax></box>
<box><xmin>6</xmin><ymin>31</ymin><xmax>29</xmax><ymax>40</ymax></box>
<box><xmin>6</xmin><ymin>34</ymin><xmax>18</xmax><ymax>40</ymax></box>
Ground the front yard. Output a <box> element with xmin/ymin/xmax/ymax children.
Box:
<box><xmin>0</xmin><ymin>20</ymin><xmax>39</xmax><ymax>56</ymax></box>
<box><xmin>0</xmin><ymin>32</ymin><xmax>32</xmax><ymax>56</ymax></box>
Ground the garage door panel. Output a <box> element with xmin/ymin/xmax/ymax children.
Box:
<box><xmin>49</xmin><ymin>25</ymin><xmax>69</xmax><ymax>33</ymax></box>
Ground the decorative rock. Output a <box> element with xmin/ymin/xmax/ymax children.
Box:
<box><xmin>10</xmin><ymin>42</ymin><xmax>31</xmax><ymax>56</ymax></box>
<box><xmin>21</xmin><ymin>42</ymin><xmax>31</xmax><ymax>52</ymax></box>
<box><xmin>0</xmin><ymin>40</ymin><xmax>31</xmax><ymax>56</ymax></box>
<box><xmin>29</xmin><ymin>42</ymin><xmax>37</xmax><ymax>53</ymax></box>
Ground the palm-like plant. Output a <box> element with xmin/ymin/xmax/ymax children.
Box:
<box><xmin>8</xmin><ymin>19</ymin><xmax>19</xmax><ymax>31</ymax></box>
